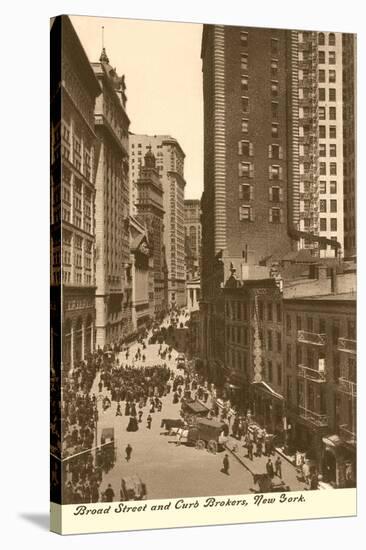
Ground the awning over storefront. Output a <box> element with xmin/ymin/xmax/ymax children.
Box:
<box><xmin>252</xmin><ymin>381</ymin><xmax>284</xmax><ymax>401</ymax></box>
<box><xmin>182</xmin><ymin>400</ymin><xmax>210</xmax><ymax>415</ymax></box>
<box><xmin>322</xmin><ymin>434</ymin><xmax>342</xmax><ymax>448</ymax></box>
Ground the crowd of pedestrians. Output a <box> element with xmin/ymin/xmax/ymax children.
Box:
<box><xmin>57</xmin><ymin>318</ymin><xmax>184</xmax><ymax>504</ymax></box>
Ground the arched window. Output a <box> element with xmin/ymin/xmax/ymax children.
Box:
<box><xmin>329</xmin><ymin>33</ymin><xmax>336</xmax><ymax>46</ymax></box>
<box><xmin>318</xmin><ymin>32</ymin><xmax>325</xmax><ymax>46</ymax></box>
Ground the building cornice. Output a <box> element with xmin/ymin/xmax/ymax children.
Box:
<box><xmin>94</xmin><ymin>114</ymin><xmax>128</xmax><ymax>157</ymax></box>
<box><xmin>167</xmin><ymin>170</ymin><xmax>186</xmax><ymax>187</ymax></box>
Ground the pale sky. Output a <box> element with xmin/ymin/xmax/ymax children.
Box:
<box><xmin>71</xmin><ymin>15</ymin><xmax>203</xmax><ymax>200</ymax></box>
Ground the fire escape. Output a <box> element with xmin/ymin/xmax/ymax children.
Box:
<box><xmin>337</xmin><ymin>337</ymin><xmax>357</xmax><ymax>446</ymax></box>
<box><xmin>298</xmin><ymin>32</ymin><xmax>320</xmax><ymax>251</ymax></box>
<box><xmin>297</xmin><ymin>327</ymin><xmax>328</xmax><ymax>427</ymax></box>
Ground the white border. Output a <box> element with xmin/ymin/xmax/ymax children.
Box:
<box><xmin>1</xmin><ymin>0</ymin><xmax>365</xmax><ymax>547</ymax></box>
<box><xmin>50</xmin><ymin>489</ymin><xmax>356</xmax><ymax>535</ymax></box>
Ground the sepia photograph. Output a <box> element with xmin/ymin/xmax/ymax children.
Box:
<box><xmin>50</xmin><ymin>13</ymin><xmax>356</xmax><ymax>518</ymax></box>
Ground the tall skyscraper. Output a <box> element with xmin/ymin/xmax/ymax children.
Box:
<box><xmin>184</xmin><ymin>199</ymin><xmax>201</xmax><ymax>278</ymax></box>
<box><xmin>200</xmin><ymin>25</ymin><xmax>356</xmax><ymax>365</ymax></box>
<box><xmin>92</xmin><ymin>49</ymin><xmax>131</xmax><ymax>348</ymax></box>
<box><xmin>290</xmin><ymin>30</ymin><xmax>345</xmax><ymax>258</ymax></box>
<box><xmin>201</xmin><ymin>26</ymin><xmax>294</xmax><ymax>300</ymax></box>
<box><xmin>200</xmin><ymin>25</ymin><xmax>295</xmax><ymax>364</ymax></box>
<box><xmin>135</xmin><ymin>149</ymin><xmax>167</xmax><ymax>319</ymax></box>
<box><xmin>342</xmin><ymin>33</ymin><xmax>356</xmax><ymax>259</ymax></box>
<box><xmin>51</xmin><ymin>16</ymin><xmax>101</xmax><ymax>372</ymax></box>
<box><xmin>129</xmin><ymin>134</ymin><xmax>186</xmax><ymax>308</ymax></box>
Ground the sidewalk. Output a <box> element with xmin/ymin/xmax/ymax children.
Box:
<box><xmin>225</xmin><ymin>434</ymin><xmax>306</xmax><ymax>492</ymax></box>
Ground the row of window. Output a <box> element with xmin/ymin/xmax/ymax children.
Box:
<box><xmin>243</xmin><ymin>75</ymin><xmax>280</xmax><ymax>98</ymax></box>
<box><xmin>238</xmin><ymin>162</ymin><xmax>284</xmax><ymax>181</ymax></box>
<box><xmin>286</xmin><ymin>315</ymin><xmax>355</xmax><ymax>340</ymax></box>
<box><xmin>266</xmin><ymin>330</ymin><xmax>282</xmax><ymax>352</ymax></box>
<box><xmin>320</xmin><ymin>218</ymin><xmax>338</xmax><ymax>231</ymax></box>
<box><xmin>239</xmin><ymin>184</ymin><xmax>284</xmax><ymax>203</ymax></box>
<box><xmin>240</xmin><ymin>119</ymin><xmax>280</xmax><ymax>139</ymax></box>
<box><xmin>319</xmin><ymin>199</ymin><xmax>337</xmax><ymax>213</ymax></box>
<box><xmin>266</xmin><ymin>360</ymin><xmax>282</xmax><ymax>386</ymax></box>
<box><xmin>318</xmin><ymin>50</ymin><xmax>336</xmax><ymax>65</ymax></box>
<box><xmin>319</xmin><ymin>180</ymin><xmax>337</xmax><ymax>194</ymax></box>
<box><xmin>301</xmin><ymin>105</ymin><xmax>337</xmax><ymax>120</ymax></box>
<box><xmin>318</xmin><ymin>69</ymin><xmax>336</xmax><ymax>83</ymax></box>
<box><xmin>240</xmin><ymin>31</ymin><xmax>279</xmax><ymax>52</ymax></box>
<box><xmin>241</xmin><ymin>95</ymin><xmax>283</xmax><ymax>124</ymax></box>
<box><xmin>319</xmin><ymin>125</ymin><xmax>337</xmax><ymax>139</ymax></box>
<box><xmin>320</xmin><ymin>106</ymin><xmax>337</xmax><ymax>120</ymax></box>
<box><xmin>226</xmin><ymin>348</ymin><xmax>248</xmax><ymax>373</ymax></box>
<box><xmin>319</xmin><ymin>161</ymin><xmax>338</xmax><ymax>175</ymax></box>
<box><xmin>61</xmin><ymin>144</ymin><xmax>93</xmax><ymax>182</ymax></box>
<box><xmin>294</xmin><ymin>346</ymin><xmax>330</xmax><ymax>374</ymax></box>
<box><xmin>226</xmin><ymin>301</ymin><xmax>248</xmax><ymax>321</ymax></box>
<box><xmin>318</xmin><ymin>32</ymin><xmax>336</xmax><ymax>46</ymax></box>
<box><xmin>228</xmin><ymin>327</ymin><xmax>282</xmax><ymax>353</ymax></box>
<box><xmin>131</xmin><ymin>143</ymin><xmax>163</xmax><ymax>149</ymax></box>
<box><xmin>319</xmin><ymin>143</ymin><xmax>337</xmax><ymax>157</ymax></box>
<box><xmin>239</xmin><ymin>206</ymin><xmax>284</xmax><ymax>223</ymax></box>
<box><xmin>62</xmin><ymin>268</ymin><xmax>93</xmax><ymax>286</ymax></box>
<box><xmin>227</xmin><ymin>325</ymin><xmax>249</xmax><ymax>346</ymax></box>
<box><xmin>256</xmin><ymin>301</ymin><xmax>282</xmax><ymax>323</ymax></box>
<box><xmin>319</xmin><ymin>87</ymin><xmax>337</xmax><ymax>101</ymax></box>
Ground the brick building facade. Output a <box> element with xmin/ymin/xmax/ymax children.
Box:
<box><xmin>221</xmin><ymin>258</ymin><xmax>356</xmax><ymax>488</ymax></box>
<box><xmin>283</xmin><ymin>291</ymin><xmax>356</xmax><ymax>487</ymax></box>
<box><xmin>224</xmin><ymin>268</ymin><xmax>284</xmax><ymax>432</ymax></box>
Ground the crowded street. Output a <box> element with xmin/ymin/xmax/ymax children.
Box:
<box><xmin>58</xmin><ymin>310</ymin><xmax>307</xmax><ymax>504</ymax></box>
<box><xmin>92</xmin><ymin>340</ymin><xmax>252</xmax><ymax>500</ymax></box>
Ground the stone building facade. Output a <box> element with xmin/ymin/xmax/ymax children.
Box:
<box><xmin>92</xmin><ymin>49</ymin><xmax>131</xmax><ymax>348</ymax></box>
<box><xmin>129</xmin><ymin>134</ymin><xmax>186</xmax><ymax>308</ymax></box>
<box><xmin>135</xmin><ymin>149</ymin><xmax>167</xmax><ymax>319</ymax></box>
<box><xmin>51</xmin><ymin>16</ymin><xmax>101</xmax><ymax>372</ymax></box>
<box><xmin>184</xmin><ymin>199</ymin><xmax>201</xmax><ymax>278</ymax></box>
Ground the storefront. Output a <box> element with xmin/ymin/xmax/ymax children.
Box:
<box><xmin>251</xmin><ymin>381</ymin><xmax>285</xmax><ymax>439</ymax></box>
<box><xmin>290</xmin><ymin>415</ymin><xmax>326</xmax><ymax>466</ymax></box>
<box><xmin>322</xmin><ymin>434</ymin><xmax>356</xmax><ymax>488</ymax></box>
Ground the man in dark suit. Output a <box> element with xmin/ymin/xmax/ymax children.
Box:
<box><xmin>266</xmin><ymin>458</ymin><xmax>274</xmax><ymax>479</ymax></box>
<box><xmin>222</xmin><ymin>454</ymin><xmax>230</xmax><ymax>475</ymax></box>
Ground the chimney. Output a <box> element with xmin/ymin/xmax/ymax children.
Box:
<box><xmin>331</xmin><ymin>267</ymin><xmax>338</xmax><ymax>294</ymax></box>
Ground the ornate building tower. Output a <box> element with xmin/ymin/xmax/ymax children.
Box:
<box><xmin>135</xmin><ymin>148</ymin><xmax>167</xmax><ymax>319</ymax></box>
<box><xmin>129</xmin><ymin>134</ymin><xmax>186</xmax><ymax>308</ymax></box>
